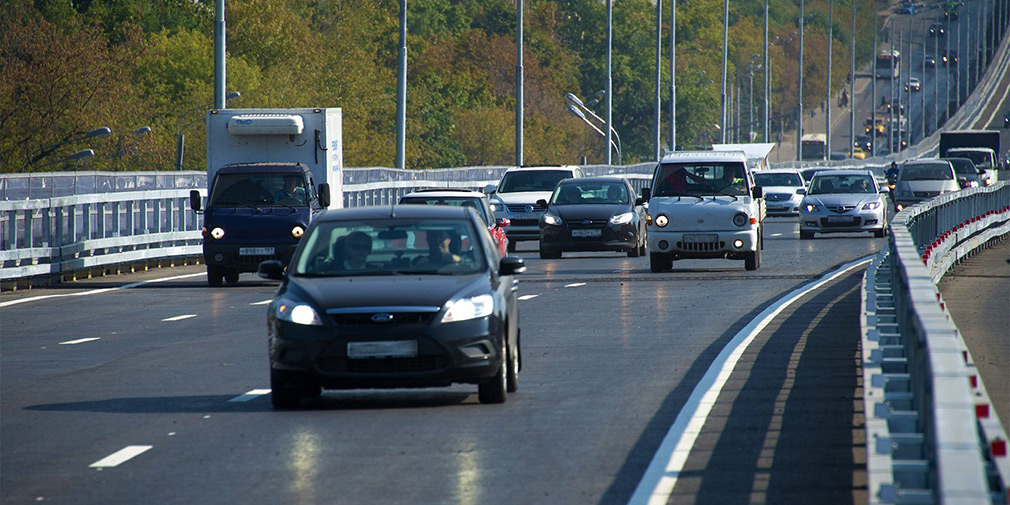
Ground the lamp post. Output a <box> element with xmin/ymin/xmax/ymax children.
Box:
<box><xmin>566</xmin><ymin>92</ymin><xmax>622</xmax><ymax>164</ymax></box>
<box><xmin>850</xmin><ymin>0</ymin><xmax>858</xmax><ymax>158</ymax></box>
<box><xmin>655</xmin><ymin>0</ymin><xmax>663</xmax><ymax>159</ymax></box>
<box><xmin>797</xmin><ymin>0</ymin><xmax>805</xmax><ymax>162</ymax></box>
<box><xmin>22</xmin><ymin>127</ymin><xmax>112</xmax><ymax>172</ymax></box>
<box><xmin>670</xmin><ymin>0</ymin><xmax>677</xmax><ymax>152</ymax></box>
<box><xmin>175</xmin><ymin>91</ymin><xmax>240</xmax><ymax>171</ymax></box>
<box><xmin>720</xmin><ymin>0</ymin><xmax>729</xmax><ymax>143</ymax></box>
<box><xmin>870</xmin><ymin>12</ymin><xmax>877</xmax><ymax>157</ymax></box>
<box><xmin>395</xmin><ymin>0</ymin><xmax>407</xmax><ymax>170</ymax></box>
<box><xmin>764</xmin><ymin>0</ymin><xmax>770</xmax><ymax>142</ymax></box>
<box><xmin>33</xmin><ymin>148</ymin><xmax>95</xmax><ymax>172</ymax></box>
<box><xmin>606</xmin><ymin>0</ymin><xmax>613</xmax><ymax>165</ymax></box>
<box><xmin>516</xmin><ymin>0</ymin><xmax>524</xmax><ymax>166</ymax></box>
<box><xmin>114</xmin><ymin>126</ymin><xmax>153</xmax><ymax>171</ymax></box>
<box><xmin>826</xmin><ymin>0</ymin><xmax>834</xmax><ymax>156</ymax></box>
<box><xmin>567</xmin><ymin>105</ymin><xmax>621</xmax><ymax>164</ymax></box>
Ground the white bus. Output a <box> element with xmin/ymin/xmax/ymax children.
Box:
<box><xmin>801</xmin><ymin>133</ymin><xmax>827</xmax><ymax>161</ymax></box>
<box><xmin>875</xmin><ymin>50</ymin><xmax>900</xmax><ymax>79</ymax></box>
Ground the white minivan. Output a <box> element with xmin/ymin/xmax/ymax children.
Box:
<box><xmin>644</xmin><ymin>151</ymin><xmax>764</xmax><ymax>272</ymax></box>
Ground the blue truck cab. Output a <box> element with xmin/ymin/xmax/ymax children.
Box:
<box><xmin>190</xmin><ymin>108</ymin><xmax>342</xmax><ymax>286</ymax></box>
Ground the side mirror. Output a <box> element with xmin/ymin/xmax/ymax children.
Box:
<box><xmin>641</xmin><ymin>187</ymin><xmax>651</xmax><ymax>201</ymax></box>
<box><xmin>635</xmin><ymin>197</ymin><xmax>647</xmax><ymax>206</ymax></box>
<box><xmin>536</xmin><ymin>199</ymin><xmax>548</xmax><ymax>208</ymax></box>
<box><xmin>189</xmin><ymin>190</ymin><xmax>202</xmax><ymax>212</ymax></box>
<box><xmin>484</xmin><ymin>184</ymin><xmax>497</xmax><ymax>194</ymax></box>
<box><xmin>499</xmin><ymin>256</ymin><xmax>526</xmax><ymax>275</ymax></box>
<box><xmin>318</xmin><ymin>183</ymin><xmax>331</xmax><ymax>208</ymax></box>
<box><xmin>751</xmin><ymin>186</ymin><xmax>763</xmax><ymax>199</ymax></box>
<box><xmin>797</xmin><ymin>188</ymin><xmax>807</xmax><ymax>195</ymax></box>
<box><xmin>257</xmin><ymin>260</ymin><xmax>285</xmax><ymax>280</ymax></box>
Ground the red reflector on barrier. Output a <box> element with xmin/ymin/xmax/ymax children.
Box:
<box><xmin>993</xmin><ymin>439</ymin><xmax>1007</xmax><ymax>458</ymax></box>
<box><xmin>970</xmin><ymin>375</ymin><xmax>978</xmax><ymax>388</ymax></box>
<box><xmin>976</xmin><ymin>404</ymin><xmax>990</xmax><ymax>419</ymax></box>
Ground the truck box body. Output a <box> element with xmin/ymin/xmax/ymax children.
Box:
<box><xmin>198</xmin><ymin>108</ymin><xmax>342</xmax><ymax>286</ymax></box>
<box><xmin>939</xmin><ymin>130</ymin><xmax>1000</xmax><ymax>184</ymax></box>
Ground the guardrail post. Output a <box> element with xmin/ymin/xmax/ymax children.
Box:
<box><xmin>5</xmin><ymin>209</ymin><xmax>15</xmax><ymax>250</ymax></box>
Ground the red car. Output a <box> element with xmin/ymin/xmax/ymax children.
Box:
<box><xmin>399</xmin><ymin>189</ymin><xmax>510</xmax><ymax>257</ymax></box>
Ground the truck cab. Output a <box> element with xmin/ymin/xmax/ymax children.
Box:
<box><xmin>644</xmin><ymin>151</ymin><xmax>764</xmax><ymax>272</ymax></box>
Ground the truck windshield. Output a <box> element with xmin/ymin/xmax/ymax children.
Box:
<box><xmin>498</xmin><ymin>171</ymin><xmax>572</xmax><ymax>193</ymax></box>
<box><xmin>653</xmin><ymin>162</ymin><xmax>748</xmax><ymax>197</ymax></box>
<box><xmin>947</xmin><ymin>150</ymin><xmax>993</xmax><ymax>169</ymax></box>
<box><xmin>209</xmin><ymin>174</ymin><xmax>309</xmax><ymax>207</ymax></box>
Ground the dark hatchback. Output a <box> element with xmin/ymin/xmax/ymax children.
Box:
<box><xmin>258</xmin><ymin>205</ymin><xmax>526</xmax><ymax>408</ymax></box>
<box><xmin>536</xmin><ymin>176</ymin><xmax>647</xmax><ymax>259</ymax></box>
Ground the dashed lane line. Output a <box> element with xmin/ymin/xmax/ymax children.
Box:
<box><xmin>564</xmin><ymin>283</ymin><xmax>586</xmax><ymax>288</ymax></box>
<box><xmin>161</xmin><ymin>314</ymin><xmax>197</xmax><ymax>322</ymax></box>
<box><xmin>518</xmin><ymin>294</ymin><xmax>540</xmax><ymax>301</ymax></box>
<box><xmin>227</xmin><ymin>389</ymin><xmax>272</xmax><ymax>403</ymax></box>
<box><xmin>250</xmin><ymin>300</ymin><xmax>272</xmax><ymax>306</ymax></box>
<box><xmin>89</xmin><ymin>445</ymin><xmax>153</xmax><ymax>468</ymax></box>
<box><xmin>59</xmin><ymin>337</ymin><xmax>101</xmax><ymax>345</ymax></box>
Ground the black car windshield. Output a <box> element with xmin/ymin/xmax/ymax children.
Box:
<box><xmin>498</xmin><ymin>170</ymin><xmax>572</xmax><ymax>193</ymax></box>
<box><xmin>399</xmin><ymin>197</ymin><xmax>490</xmax><ymax>226</ymax></box>
<box><xmin>550</xmin><ymin>181</ymin><xmax>629</xmax><ymax>205</ymax></box>
<box><xmin>808</xmin><ymin>174</ymin><xmax>876</xmax><ymax>194</ymax></box>
<box><xmin>293</xmin><ymin>219</ymin><xmax>486</xmax><ymax>276</ymax></box>
<box><xmin>900</xmin><ymin>164</ymin><xmax>954</xmax><ymax>181</ymax></box>
<box><xmin>209</xmin><ymin>173</ymin><xmax>309</xmax><ymax>207</ymax></box>
<box><xmin>653</xmin><ymin>162</ymin><xmax>748</xmax><ymax>197</ymax></box>
<box><xmin>754</xmin><ymin>172</ymin><xmax>803</xmax><ymax>187</ymax></box>
<box><xmin>947</xmin><ymin>158</ymin><xmax>979</xmax><ymax>175</ymax></box>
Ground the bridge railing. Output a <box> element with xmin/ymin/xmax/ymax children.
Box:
<box><xmin>862</xmin><ymin>182</ymin><xmax>1010</xmax><ymax>504</ymax></box>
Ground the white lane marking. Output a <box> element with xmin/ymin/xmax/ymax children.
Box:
<box><xmin>983</xmin><ymin>80</ymin><xmax>1010</xmax><ymax>127</ymax></box>
<box><xmin>59</xmin><ymin>337</ymin><xmax>100</xmax><ymax>345</ymax></box>
<box><xmin>227</xmin><ymin>389</ymin><xmax>271</xmax><ymax>402</ymax></box>
<box><xmin>627</xmin><ymin>256</ymin><xmax>873</xmax><ymax>505</ymax></box>
<box><xmin>771</xmin><ymin>233</ymin><xmax>783</xmax><ymax>237</ymax></box>
<box><xmin>89</xmin><ymin>445</ymin><xmax>153</xmax><ymax>468</ymax></box>
<box><xmin>161</xmin><ymin>314</ymin><xmax>196</xmax><ymax>322</ymax></box>
<box><xmin>518</xmin><ymin>294</ymin><xmax>540</xmax><ymax>301</ymax></box>
<box><xmin>250</xmin><ymin>299</ymin><xmax>272</xmax><ymax>306</ymax></box>
<box><xmin>564</xmin><ymin>283</ymin><xmax>586</xmax><ymax>288</ymax></box>
<box><xmin>0</xmin><ymin>273</ymin><xmax>205</xmax><ymax>308</ymax></box>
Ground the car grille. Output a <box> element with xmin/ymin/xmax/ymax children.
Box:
<box><xmin>327</xmin><ymin>312</ymin><xmax>436</xmax><ymax>325</ymax></box>
<box><xmin>819</xmin><ymin>217</ymin><xmax>863</xmax><ymax>227</ymax></box>
<box><xmin>677</xmin><ymin>240</ymin><xmax>724</xmax><ymax>252</ymax></box>
<box><xmin>827</xmin><ymin>205</ymin><xmax>857</xmax><ymax>213</ymax></box>
<box><xmin>317</xmin><ymin>355</ymin><xmax>449</xmax><ymax>374</ymax></box>
<box><xmin>766</xmin><ymin>193</ymin><xmax>791</xmax><ymax>202</ymax></box>
<box><xmin>506</xmin><ymin>204</ymin><xmax>545</xmax><ymax>213</ymax></box>
<box><xmin>568</xmin><ymin>219</ymin><xmax>608</xmax><ymax>228</ymax></box>
<box><xmin>913</xmin><ymin>191</ymin><xmax>940</xmax><ymax>198</ymax></box>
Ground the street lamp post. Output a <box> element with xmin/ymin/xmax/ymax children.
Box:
<box><xmin>22</xmin><ymin>127</ymin><xmax>112</xmax><ymax>172</ymax></box>
<box><xmin>796</xmin><ymin>0</ymin><xmax>805</xmax><ymax>161</ymax></box>
<box><xmin>115</xmin><ymin>126</ymin><xmax>153</xmax><ymax>171</ymax></box>
<box><xmin>566</xmin><ymin>92</ymin><xmax>622</xmax><ymax>164</ymax></box>
<box><xmin>720</xmin><ymin>0</ymin><xmax>729</xmax><ymax>143</ymax></box>
<box><xmin>870</xmin><ymin>12</ymin><xmax>877</xmax><ymax>157</ymax></box>
<box><xmin>670</xmin><ymin>0</ymin><xmax>677</xmax><ymax>151</ymax></box>
<box><xmin>33</xmin><ymin>148</ymin><xmax>95</xmax><ymax>172</ymax></box>
<box><xmin>175</xmin><ymin>91</ymin><xmax>240</xmax><ymax>171</ymax></box>
<box><xmin>567</xmin><ymin>105</ymin><xmax>621</xmax><ymax>164</ymax></box>
<box><xmin>826</xmin><ymin>0</ymin><xmax>834</xmax><ymax>156</ymax></box>
<box><xmin>655</xmin><ymin>0</ymin><xmax>663</xmax><ymax>160</ymax></box>
<box><xmin>764</xmin><ymin>0</ymin><xmax>770</xmax><ymax>142</ymax></box>
<box><xmin>850</xmin><ymin>0</ymin><xmax>858</xmax><ymax>158</ymax></box>
<box><xmin>516</xmin><ymin>0</ymin><xmax>524</xmax><ymax>166</ymax></box>
<box><xmin>606</xmin><ymin>0</ymin><xmax>614</xmax><ymax>165</ymax></box>
<box><xmin>395</xmin><ymin>0</ymin><xmax>407</xmax><ymax>170</ymax></box>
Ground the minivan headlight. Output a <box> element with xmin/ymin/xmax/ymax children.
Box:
<box><xmin>654</xmin><ymin>214</ymin><xmax>669</xmax><ymax>227</ymax></box>
<box><xmin>441</xmin><ymin>294</ymin><xmax>494</xmax><ymax>323</ymax></box>
<box><xmin>732</xmin><ymin>213</ymin><xmax>749</xmax><ymax>227</ymax></box>
<box><xmin>609</xmin><ymin>212</ymin><xmax>633</xmax><ymax>225</ymax></box>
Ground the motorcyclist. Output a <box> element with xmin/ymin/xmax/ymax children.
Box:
<box><xmin>885</xmin><ymin>161</ymin><xmax>899</xmax><ymax>188</ymax></box>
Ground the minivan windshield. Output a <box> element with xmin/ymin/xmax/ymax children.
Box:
<box><xmin>498</xmin><ymin>170</ymin><xmax>572</xmax><ymax>193</ymax></box>
<box><xmin>653</xmin><ymin>162</ymin><xmax>748</xmax><ymax>197</ymax></box>
<box><xmin>293</xmin><ymin>219</ymin><xmax>486</xmax><ymax>276</ymax></box>
<box><xmin>209</xmin><ymin>173</ymin><xmax>309</xmax><ymax>207</ymax></box>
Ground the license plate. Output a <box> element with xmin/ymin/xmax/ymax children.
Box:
<box><xmin>239</xmin><ymin>247</ymin><xmax>275</xmax><ymax>256</ymax></box>
<box><xmin>827</xmin><ymin>216</ymin><xmax>854</xmax><ymax>223</ymax></box>
<box><xmin>348</xmin><ymin>340</ymin><xmax>418</xmax><ymax>359</ymax></box>
<box><xmin>513</xmin><ymin>212</ymin><xmax>541</xmax><ymax>220</ymax></box>
<box><xmin>571</xmin><ymin>229</ymin><xmax>602</xmax><ymax>238</ymax></box>
<box><xmin>683</xmin><ymin>234</ymin><xmax>718</xmax><ymax>243</ymax></box>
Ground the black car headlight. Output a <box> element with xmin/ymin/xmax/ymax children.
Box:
<box><xmin>441</xmin><ymin>294</ymin><xmax>493</xmax><ymax>323</ymax></box>
<box><xmin>275</xmin><ymin>298</ymin><xmax>323</xmax><ymax>326</ymax></box>
<box><xmin>542</xmin><ymin>213</ymin><xmax>563</xmax><ymax>226</ymax></box>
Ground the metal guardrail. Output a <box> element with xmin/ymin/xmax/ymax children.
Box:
<box><xmin>862</xmin><ymin>182</ymin><xmax>1010</xmax><ymax>504</ymax></box>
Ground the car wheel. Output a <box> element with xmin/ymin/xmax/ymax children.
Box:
<box><xmin>506</xmin><ymin>327</ymin><xmax>519</xmax><ymax>393</ymax></box>
<box><xmin>207</xmin><ymin>265</ymin><xmax>224</xmax><ymax>287</ymax></box>
<box><xmin>270</xmin><ymin>370</ymin><xmax>302</xmax><ymax>409</ymax></box>
<box><xmin>650</xmin><ymin>252</ymin><xmax>671</xmax><ymax>272</ymax></box>
<box><xmin>507</xmin><ymin>240</ymin><xmax>517</xmax><ymax>253</ymax></box>
<box><xmin>478</xmin><ymin>338</ymin><xmax>508</xmax><ymax>404</ymax></box>
<box><xmin>539</xmin><ymin>248</ymin><xmax>561</xmax><ymax>259</ymax></box>
<box><xmin>873</xmin><ymin>228</ymin><xmax>886</xmax><ymax>238</ymax></box>
<box><xmin>745</xmin><ymin>247</ymin><xmax>761</xmax><ymax>271</ymax></box>
<box><xmin>800</xmin><ymin>230</ymin><xmax>814</xmax><ymax>240</ymax></box>
<box><xmin>224</xmin><ymin>270</ymin><xmax>240</xmax><ymax>284</ymax></box>
<box><xmin>627</xmin><ymin>241</ymin><xmax>641</xmax><ymax>257</ymax></box>
<box><xmin>639</xmin><ymin>237</ymin><xmax>647</xmax><ymax>257</ymax></box>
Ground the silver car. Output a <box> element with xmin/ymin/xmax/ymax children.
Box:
<box><xmin>799</xmin><ymin>170</ymin><xmax>888</xmax><ymax>239</ymax></box>
<box><xmin>754</xmin><ymin>169</ymin><xmax>806</xmax><ymax>216</ymax></box>
<box><xmin>891</xmin><ymin>159</ymin><xmax>959</xmax><ymax>211</ymax></box>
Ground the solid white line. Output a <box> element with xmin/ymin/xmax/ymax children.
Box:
<box><xmin>0</xmin><ymin>273</ymin><xmax>205</xmax><ymax>308</ymax></box>
<box><xmin>627</xmin><ymin>256</ymin><xmax>873</xmax><ymax>505</ymax></box>
<box><xmin>564</xmin><ymin>283</ymin><xmax>586</xmax><ymax>288</ymax></box>
<box><xmin>982</xmin><ymin>78</ymin><xmax>1010</xmax><ymax>127</ymax></box>
<box><xmin>89</xmin><ymin>445</ymin><xmax>153</xmax><ymax>468</ymax></box>
<box><xmin>250</xmin><ymin>300</ymin><xmax>272</xmax><ymax>306</ymax></box>
<box><xmin>161</xmin><ymin>314</ymin><xmax>196</xmax><ymax>322</ymax></box>
<box><xmin>227</xmin><ymin>389</ymin><xmax>272</xmax><ymax>403</ymax></box>
<box><xmin>518</xmin><ymin>294</ymin><xmax>540</xmax><ymax>301</ymax></box>
<box><xmin>59</xmin><ymin>337</ymin><xmax>101</xmax><ymax>345</ymax></box>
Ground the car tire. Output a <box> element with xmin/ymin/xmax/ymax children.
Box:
<box><xmin>627</xmin><ymin>242</ymin><xmax>641</xmax><ymax>257</ymax></box>
<box><xmin>478</xmin><ymin>339</ymin><xmax>508</xmax><ymax>404</ymax></box>
<box><xmin>745</xmin><ymin>247</ymin><xmax>760</xmax><ymax>271</ymax></box>
<box><xmin>207</xmin><ymin>265</ymin><xmax>224</xmax><ymax>287</ymax></box>
<box><xmin>639</xmin><ymin>238</ymin><xmax>647</xmax><ymax>257</ymax></box>
<box><xmin>539</xmin><ymin>248</ymin><xmax>561</xmax><ymax>259</ymax></box>
<box><xmin>270</xmin><ymin>370</ymin><xmax>302</xmax><ymax>409</ymax></box>
<box><xmin>506</xmin><ymin>327</ymin><xmax>519</xmax><ymax>393</ymax></box>
<box><xmin>873</xmin><ymin>227</ymin><xmax>887</xmax><ymax>238</ymax></box>
<box><xmin>224</xmin><ymin>270</ymin><xmax>240</xmax><ymax>284</ymax></box>
<box><xmin>800</xmin><ymin>230</ymin><xmax>815</xmax><ymax>240</ymax></box>
<box><xmin>507</xmin><ymin>240</ymin><xmax>517</xmax><ymax>253</ymax></box>
<box><xmin>650</xmin><ymin>252</ymin><xmax>671</xmax><ymax>272</ymax></box>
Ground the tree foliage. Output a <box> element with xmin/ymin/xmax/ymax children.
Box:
<box><xmin>0</xmin><ymin>0</ymin><xmax>879</xmax><ymax>172</ymax></box>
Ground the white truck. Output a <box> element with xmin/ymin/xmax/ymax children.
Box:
<box><xmin>643</xmin><ymin>151</ymin><xmax>765</xmax><ymax>272</ymax></box>
<box><xmin>189</xmin><ymin>108</ymin><xmax>342</xmax><ymax>286</ymax></box>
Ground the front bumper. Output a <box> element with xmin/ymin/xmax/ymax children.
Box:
<box><xmin>648</xmin><ymin>228</ymin><xmax>757</xmax><ymax>259</ymax></box>
<box><xmin>539</xmin><ymin>223</ymin><xmax>638</xmax><ymax>253</ymax></box>
<box><xmin>799</xmin><ymin>209</ymin><xmax>885</xmax><ymax>233</ymax></box>
<box><xmin>268</xmin><ymin>316</ymin><xmax>504</xmax><ymax>389</ymax></box>
<box><xmin>204</xmin><ymin>242</ymin><xmax>298</xmax><ymax>273</ymax></box>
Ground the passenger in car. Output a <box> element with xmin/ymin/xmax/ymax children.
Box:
<box><xmin>331</xmin><ymin>231</ymin><xmax>372</xmax><ymax>270</ymax></box>
<box><xmin>416</xmin><ymin>229</ymin><xmax>462</xmax><ymax>266</ymax></box>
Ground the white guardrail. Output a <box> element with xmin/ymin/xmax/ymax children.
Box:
<box><xmin>862</xmin><ymin>182</ymin><xmax>1010</xmax><ymax>505</ymax></box>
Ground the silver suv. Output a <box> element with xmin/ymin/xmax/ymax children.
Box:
<box><xmin>486</xmin><ymin>166</ymin><xmax>584</xmax><ymax>252</ymax></box>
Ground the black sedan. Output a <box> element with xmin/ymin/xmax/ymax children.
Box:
<box><xmin>258</xmin><ymin>205</ymin><xmax>526</xmax><ymax>407</ymax></box>
<box><xmin>536</xmin><ymin>176</ymin><xmax>647</xmax><ymax>259</ymax></box>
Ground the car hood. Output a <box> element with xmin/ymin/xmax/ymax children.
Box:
<box><xmin>550</xmin><ymin>204</ymin><xmax>629</xmax><ymax>221</ymax></box>
<box><xmin>803</xmin><ymin>194</ymin><xmax>880</xmax><ymax>207</ymax></box>
<box><xmin>760</xmin><ymin>186</ymin><xmax>804</xmax><ymax>196</ymax></box>
<box><xmin>493</xmin><ymin>192</ymin><xmax>554</xmax><ymax>206</ymax></box>
<box><xmin>285</xmin><ymin>273</ymin><xmax>489</xmax><ymax>310</ymax></box>
<box><xmin>896</xmin><ymin>180</ymin><xmax>958</xmax><ymax>192</ymax></box>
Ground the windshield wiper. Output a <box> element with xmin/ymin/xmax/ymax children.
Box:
<box><xmin>714</xmin><ymin>188</ymin><xmax>740</xmax><ymax>200</ymax></box>
<box><xmin>656</xmin><ymin>191</ymin><xmax>704</xmax><ymax>201</ymax></box>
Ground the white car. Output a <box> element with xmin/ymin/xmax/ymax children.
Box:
<box><xmin>754</xmin><ymin>169</ymin><xmax>806</xmax><ymax>216</ymax></box>
<box><xmin>486</xmin><ymin>166</ymin><xmax>584</xmax><ymax>252</ymax></box>
<box><xmin>904</xmin><ymin>77</ymin><xmax>921</xmax><ymax>92</ymax></box>
<box><xmin>892</xmin><ymin>159</ymin><xmax>959</xmax><ymax>211</ymax></box>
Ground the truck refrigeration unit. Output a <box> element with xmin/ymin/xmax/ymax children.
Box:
<box><xmin>190</xmin><ymin>108</ymin><xmax>342</xmax><ymax>286</ymax></box>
